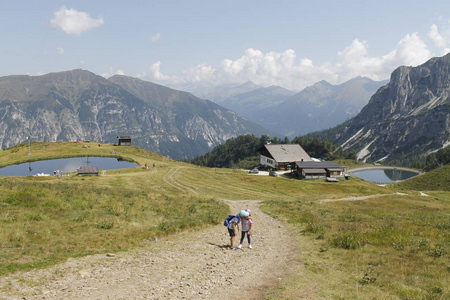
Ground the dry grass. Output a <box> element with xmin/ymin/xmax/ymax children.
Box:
<box><xmin>0</xmin><ymin>142</ymin><xmax>226</xmax><ymax>275</ymax></box>
<box><xmin>262</xmin><ymin>192</ymin><xmax>450</xmax><ymax>299</ymax></box>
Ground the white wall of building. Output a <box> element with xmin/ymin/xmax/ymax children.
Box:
<box><xmin>260</xmin><ymin>155</ymin><xmax>276</xmax><ymax>168</ymax></box>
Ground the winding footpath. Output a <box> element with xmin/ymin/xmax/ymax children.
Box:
<box><xmin>0</xmin><ymin>169</ymin><xmax>299</xmax><ymax>300</ymax></box>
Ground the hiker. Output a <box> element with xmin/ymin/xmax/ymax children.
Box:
<box><xmin>238</xmin><ymin>209</ymin><xmax>253</xmax><ymax>249</ymax></box>
<box><xmin>226</xmin><ymin>213</ymin><xmax>240</xmax><ymax>250</ymax></box>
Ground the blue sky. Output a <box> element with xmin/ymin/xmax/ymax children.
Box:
<box><xmin>1</xmin><ymin>1</ymin><xmax>450</xmax><ymax>91</ymax></box>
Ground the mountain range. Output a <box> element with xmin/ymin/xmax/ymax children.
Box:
<box><xmin>183</xmin><ymin>77</ymin><xmax>387</xmax><ymax>138</ymax></box>
<box><xmin>309</xmin><ymin>53</ymin><xmax>450</xmax><ymax>165</ymax></box>
<box><xmin>0</xmin><ymin>70</ymin><xmax>267</xmax><ymax>159</ymax></box>
<box><xmin>1</xmin><ymin>52</ymin><xmax>448</xmax><ymax>164</ymax></box>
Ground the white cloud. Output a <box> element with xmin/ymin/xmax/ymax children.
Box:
<box><xmin>429</xmin><ymin>24</ymin><xmax>450</xmax><ymax>55</ymax></box>
<box><xmin>147</xmin><ymin>32</ymin><xmax>435</xmax><ymax>91</ymax></box>
<box><xmin>136</xmin><ymin>72</ymin><xmax>146</xmax><ymax>79</ymax></box>
<box><xmin>333</xmin><ymin>33</ymin><xmax>431</xmax><ymax>83</ymax></box>
<box><xmin>101</xmin><ymin>67</ymin><xmax>126</xmax><ymax>78</ymax></box>
<box><xmin>394</xmin><ymin>33</ymin><xmax>431</xmax><ymax>66</ymax></box>
<box><xmin>181</xmin><ymin>64</ymin><xmax>215</xmax><ymax>82</ymax></box>
<box><xmin>150</xmin><ymin>61</ymin><xmax>170</xmax><ymax>80</ymax></box>
<box><xmin>50</xmin><ymin>6</ymin><xmax>104</xmax><ymax>35</ymax></box>
<box><xmin>338</xmin><ymin>39</ymin><xmax>368</xmax><ymax>62</ymax></box>
<box><xmin>151</xmin><ymin>33</ymin><xmax>161</xmax><ymax>42</ymax></box>
<box><xmin>429</xmin><ymin>24</ymin><xmax>446</xmax><ymax>48</ymax></box>
<box><xmin>56</xmin><ymin>47</ymin><xmax>65</xmax><ymax>55</ymax></box>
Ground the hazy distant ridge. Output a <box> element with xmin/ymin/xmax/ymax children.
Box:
<box><xmin>198</xmin><ymin>77</ymin><xmax>386</xmax><ymax>137</ymax></box>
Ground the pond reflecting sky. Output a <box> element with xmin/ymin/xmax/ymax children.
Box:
<box><xmin>0</xmin><ymin>157</ymin><xmax>138</xmax><ymax>176</ymax></box>
<box><xmin>350</xmin><ymin>168</ymin><xmax>419</xmax><ymax>183</ymax></box>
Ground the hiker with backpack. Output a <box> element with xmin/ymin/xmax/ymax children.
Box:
<box><xmin>224</xmin><ymin>210</ymin><xmax>250</xmax><ymax>250</ymax></box>
<box><xmin>224</xmin><ymin>213</ymin><xmax>240</xmax><ymax>250</ymax></box>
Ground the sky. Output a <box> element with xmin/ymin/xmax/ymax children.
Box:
<box><xmin>1</xmin><ymin>0</ymin><xmax>450</xmax><ymax>91</ymax></box>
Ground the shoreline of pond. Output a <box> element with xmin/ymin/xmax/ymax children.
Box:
<box><xmin>347</xmin><ymin>166</ymin><xmax>422</xmax><ymax>175</ymax></box>
<box><xmin>0</xmin><ymin>156</ymin><xmax>138</xmax><ymax>177</ymax></box>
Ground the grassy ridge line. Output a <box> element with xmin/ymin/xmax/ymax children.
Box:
<box><xmin>393</xmin><ymin>165</ymin><xmax>450</xmax><ymax>191</ymax></box>
<box><xmin>0</xmin><ymin>142</ymin><xmax>166</xmax><ymax>168</ymax></box>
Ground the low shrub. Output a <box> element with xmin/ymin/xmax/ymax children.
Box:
<box><xmin>329</xmin><ymin>233</ymin><xmax>366</xmax><ymax>250</ymax></box>
<box><xmin>359</xmin><ymin>265</ymin><xmax>380</xmax><ymax>285</ymax></box>
<box><xmin>304</xmin><ymin>222</ymin><xmax>324</xmax><ymax>234</ymax></box>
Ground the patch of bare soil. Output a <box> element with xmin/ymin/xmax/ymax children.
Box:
<box><xmin>0</xmin><ymin>200</ymin><xmax>300</xmax><ymax>300</ymax></box>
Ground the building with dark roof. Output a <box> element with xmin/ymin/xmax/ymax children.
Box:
<box><xmin>296</xmin><ymin>161</ymin><xmax>343</xmax><ymax>179</ymax></box>
<box><xmin>117</xmin><ymin>136</ymin><xmax>132</xmax><ymax>146</ymax></box>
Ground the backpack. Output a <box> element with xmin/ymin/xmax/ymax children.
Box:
<box><xmin>223</xmin><ymin>214</ymin><xmax>239</xmax><ymax>227</ymax></box>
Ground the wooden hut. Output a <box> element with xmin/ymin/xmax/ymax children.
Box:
<box><xmin>77</xmin><ymin>166</ymin><xmax>99</xmax><ymax>176</ymax></box>
<box><xmin>117</xmin><ymin>136</ymin><xmax>132</xmax><ymax>146</ymax></box>
<box><xmin>296</xmin><ymin>161</ymin><xmax>343</xmax><ymax>179</ymax></box>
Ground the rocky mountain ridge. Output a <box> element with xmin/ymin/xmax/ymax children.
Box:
<box><xmin>311</xmin><ymin>54</ymin><xmax>450</xmax><ymax>164</ymax></box>
<box><xmin>0</xmin><ymin>70</ymin><xmax>267</xmax><ymax>159</ymax></box>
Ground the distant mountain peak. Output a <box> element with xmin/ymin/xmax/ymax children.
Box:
<box><xmin>240</xmin><ymin>80</ymin><xmax>258</xmax><ymax>87</ymax></box>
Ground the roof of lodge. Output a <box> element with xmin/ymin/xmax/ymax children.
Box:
<box><xmin>303</xmin><ymin>168</ymin><xmax>327</xmax><ymax>174</ymax></box>
<box><xmin>260</xmin><ymin>144</ymin><xmax>312</xmax><ymax>163</ymax></box>
<box><xmin>296</xmin><ymin>161</ymin><xmax>341</xmax><ymax>169</ymax></box>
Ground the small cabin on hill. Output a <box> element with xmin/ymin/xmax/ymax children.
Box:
<box><xmin>117</xmin><ymin>136</ymin><xmax>132</xmax><ymax>146</ymax></box>
<box><xmin>77</xmin><ymin>166</ymin><xmax>99</xmax><ymax>176</ymax></box>
<box><xmin>296</xmin><ymin>161</ymin><xmax>343</xmax><ymax>179</ymax></box>
<box><xmin>259</xmin><ymin>144</ymin><xmax>312</xmax><ymax>169</ymax></box>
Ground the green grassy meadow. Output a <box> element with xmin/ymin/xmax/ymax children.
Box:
<box><xmin>0</xmin><ymin>142</ymin><xmax>449</xmax><ymax>299</ymax></box>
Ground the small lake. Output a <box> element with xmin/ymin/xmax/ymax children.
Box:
<box><xmin>0</xmin><ymin>157</ymin><xmax>138</xmax><ymax>177</ymax></box>
<box><xmin>349</xmin><ymin>168</ymin><xmax>420</xmax><ymax>184</ymax></box>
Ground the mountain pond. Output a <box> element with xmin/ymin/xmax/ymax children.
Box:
<box><xmin>349</xmin><ymin>168</ymin><xmax>420</xmax><ymax>184</ymax></box>
<box><xmin>0</xmin><ymin>157</ymin><xmax>138</xmax><ymax>177</ymax></box>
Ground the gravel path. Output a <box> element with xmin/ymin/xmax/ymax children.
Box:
<box><xmin>0</xmin><ymin>200</ymin><xmax>298</xmax><ymax>300</ymax></box>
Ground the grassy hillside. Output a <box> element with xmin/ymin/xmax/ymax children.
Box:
<box><xmin>0</xmin><ymin>142</ymin><xmax>449</xmax><ymax>298</ymax></box>
<box><xmin>392</xmin><ymin>165</ymin><xmax>450</xmax><ymax>191</ymax></box>
<box><xmin>261</xmin><ymin>190</ymin><xmax>450</xmax><ymax>299</ymax></box>
<box><xmin>0</xmin><ymin>142</ymin><xmax>229</xmax><ymax>275</ymax></box>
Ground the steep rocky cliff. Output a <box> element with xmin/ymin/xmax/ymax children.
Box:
<box><xmin>0</xmin><ymin>70</ymin><xmax>267</xmax><ymax>159</ymax></box>
<box><xmin>318</xmin><ymin>54</ymin><xmax>450</xmax><ymax>164</ymax></box>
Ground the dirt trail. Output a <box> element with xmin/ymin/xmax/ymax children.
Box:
<box><xmin>0</xmin><ymin>200</ymin><xmax>298</xmax><ymax>300</ymax></box>
<box><xmin>318</xmin><ymin>192</ymin><xmax>409</xmax><ymax>203</ymax></box>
